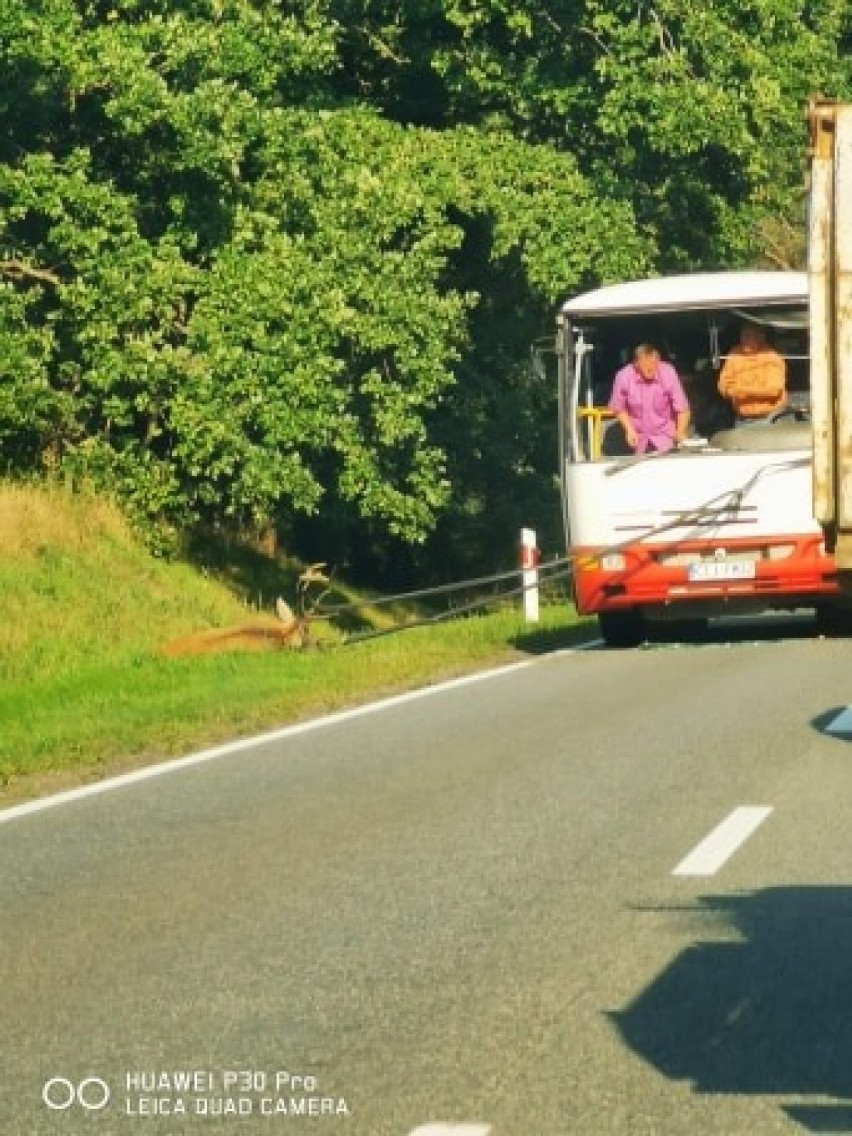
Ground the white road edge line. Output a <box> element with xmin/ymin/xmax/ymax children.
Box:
<box><xmin>672</xmin><ymin>806</ymin><xmax>773</xmax><ymax>877</ymax></box>
<box><xmin>408</xmin><ymin>1126</ymin><xmax>491</xmax><ymax>1135</ymax></box>
<box><xmin>0</xmin><ymin>640</ymin><xmax>599</xmax><ymax>826</ymax></box>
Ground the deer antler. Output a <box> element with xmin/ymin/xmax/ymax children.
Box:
<box><xmin>296</xmin><ymin>562</ymin><xmax>332</xmax><ymax>618</ymax></box>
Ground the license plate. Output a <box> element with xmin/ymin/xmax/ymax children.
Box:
<box><xmin>687</xmin><ymin>561</ymin><xmax>756</xmax><ymax>581</ymax></box>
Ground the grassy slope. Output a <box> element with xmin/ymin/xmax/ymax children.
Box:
<box><xmin>0</xmin><ymin>483</ymin><xmax>589</xmax><ymax>805</ymax></box>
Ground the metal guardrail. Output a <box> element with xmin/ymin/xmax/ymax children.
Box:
<box><xmin>303</xmin><ymin>556</ymin><xmax>575</xmax><ymax>646</ymax></box>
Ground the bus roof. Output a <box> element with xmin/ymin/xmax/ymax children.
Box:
<box><xmin>561</xmin><ymin>271</ymin><xmax>808</xmax><ymax>318</ymax></box>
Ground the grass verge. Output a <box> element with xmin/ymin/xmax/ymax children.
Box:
<box><xmin>0</xmin><ymin>482</ymin><xmax>591</xmax><ymax>806</ymax></box>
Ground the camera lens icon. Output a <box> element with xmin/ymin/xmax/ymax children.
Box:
<box><xmin>42</xmin><ymin>1077</ymin><xmax>111</xmax><ymax>1111</ymax></box>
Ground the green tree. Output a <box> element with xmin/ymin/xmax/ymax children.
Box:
<box><xmin>4</xmin><ymin>0</ymin><xmax>848</xmax><ymax>575</ymax></box>
<box><xmin>0</xmin><ymin>0</ymin><xmax>643</xmax><ymax>555</ymax></box>
<box><xmin>329</xmin><ymin>0</ymin><xmax>852</xmax><ymax>265</ymax></box>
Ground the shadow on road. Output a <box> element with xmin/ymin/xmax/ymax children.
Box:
<box><xmin>812</xmin><ymin>708</ymin><xmax>852</xmax><ymax>741</ymax></box>
<box><xmin>609</xmin><ymin>888</ymin><xmax>852</xmax><ymax>1131</ymax></box>
<box><xmin>646</xmin><ymin>612</ymin><xmax>822</xmax><ymax>649</ymax></box>
<box><xmin>509</xmin><ymin>621</ymin><xmax>599</xmax><ymax>654</ymax></box>
<box><xmin>512</xmin><ymin>611</ymin><xmax>824</xmax><ymax>655</ymax></box>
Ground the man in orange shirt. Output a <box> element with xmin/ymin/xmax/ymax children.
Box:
<box><xmin>717</xmin><ymin>322</ymin><xmax>787</xmax><ymax>423</ymax></box>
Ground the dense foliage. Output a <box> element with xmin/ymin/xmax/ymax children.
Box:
<box><xmin>2</xmin><ymin>1</ymin><xmax>851</xmax><ymax>577</ymax></box>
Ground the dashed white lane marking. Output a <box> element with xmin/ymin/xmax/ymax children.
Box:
<box><xmin>0</xmin><ymin>640</ymin><xmax>599</xmax><ymax>827</ymax></box>
<box><xmin>826</xmin><ymin>707</ymin><xmax>852</xmax><ymax>734</ymax></box>
<box><xmin>672</xmin><ymin>806</ymin><xmax>773</xmax><ymax>877</ymax></box>
<box><xmin>408</xmin><ymin>1126</ymin><xmax>491</xmax><ymax>1136</ymax></box>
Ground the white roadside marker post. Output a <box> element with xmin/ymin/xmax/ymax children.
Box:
<box><xmin>520</xmin><ymin>527</ymin><xmax>540</xmax><ymax>623</ymax></box>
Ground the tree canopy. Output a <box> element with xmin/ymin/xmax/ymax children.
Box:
<box><xmin>1</xmin><ymin>1</ymin><xmax>850</xmax><ymax>572</ymax></box>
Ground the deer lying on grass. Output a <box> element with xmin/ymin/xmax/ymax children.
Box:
<box><xmin>161</xmin><ymin>565</ymin><xmax>330</xmax><ymax>658</ymax></box>
<box><xmin>161</xmin><ymin>600</ymin><xmax>306</xmax><ymax>657</ymax></box>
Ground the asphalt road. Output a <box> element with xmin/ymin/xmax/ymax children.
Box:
<box><xmin>3</xmin><ymin>617</ymin><xmax>852</xmax><ymax>1135</ymax></box>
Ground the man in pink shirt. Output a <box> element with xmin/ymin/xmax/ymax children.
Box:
<box><xmin>608</xmin><ymin>343</ymin><xmax>690</xmax><ymax>454</ymax></box>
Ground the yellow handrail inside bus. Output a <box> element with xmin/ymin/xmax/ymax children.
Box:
<box><xmin>576</xmin><ymin>407</ymin><xmax>615</xmax><ymax>460</ymax></box>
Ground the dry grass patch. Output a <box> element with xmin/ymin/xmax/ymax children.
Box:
<box><xmin>0</xmin><ymin>482</ymin><xmax>262</xmax><ymax>680</ymax></box>
<box><xmin>0</xmin><ymin>482</ymin><xmax>131</xmax><ymax>558</ymax></box>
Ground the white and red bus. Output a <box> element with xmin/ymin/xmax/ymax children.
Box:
<box><xmin>555</xmin><ymin>270</ymin><xmax>843</xmax><ymax>646</ymax></box>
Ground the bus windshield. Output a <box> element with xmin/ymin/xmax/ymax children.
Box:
<box><xmin>559</xmin><ymin>272</ymin><xmax>809</xmax><ymax>462</ymax></box>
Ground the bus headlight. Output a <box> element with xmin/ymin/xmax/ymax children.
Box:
<box><xmin>601</xmin><ymin>553</ymin><xmax>626</xmax><ymax>571</ymax></box>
